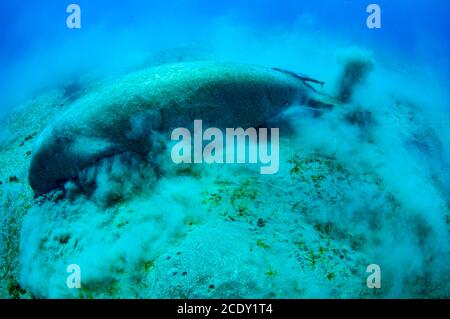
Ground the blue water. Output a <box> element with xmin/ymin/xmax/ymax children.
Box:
<box><xmin>0</xmin><ymin>0</ymin><xmax>449</xmax><ymax>111</ymax></box>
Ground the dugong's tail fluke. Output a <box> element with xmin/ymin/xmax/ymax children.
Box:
<box><xmin>308</xmin><ymin>92</ymin><xmax>341</xmax><ymax>109</ymax></box>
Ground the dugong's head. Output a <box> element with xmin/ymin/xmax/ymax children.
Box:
<box><xmin>28</xmin><ymin>123</ymin><xmax>124</xmax><ymax>195</ymax></box>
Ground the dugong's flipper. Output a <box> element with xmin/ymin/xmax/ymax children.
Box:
<box><xmin>29</xmin><ymin>61</ymin><xmax>336</xmax><ymax>194</ymax></box>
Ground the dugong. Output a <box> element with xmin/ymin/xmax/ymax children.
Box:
<box><xmin>29</xmin><ymin>61</ymin><xmax>336</xmax><ymax>194</ymax></box>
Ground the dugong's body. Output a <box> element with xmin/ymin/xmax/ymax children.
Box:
<box><xmin>29</xmin><ymin>61</ymin><xmax>334</xmax><ymax>194</ymax></box>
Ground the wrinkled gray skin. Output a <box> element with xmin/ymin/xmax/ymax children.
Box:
<box><xmin>29</xmin><ymin>61</ymin><xmax>335</xmax><ymax>194</ymax></box>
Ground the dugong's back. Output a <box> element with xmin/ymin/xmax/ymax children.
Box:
<box><xmin>28</xmin><ymin>61</ymin><xmax>313</xmax><ymax>194</ymax></box>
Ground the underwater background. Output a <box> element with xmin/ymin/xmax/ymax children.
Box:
<box><xmin>0</xmin><ymin>0</ymin><xmax>449</xmax><ymax>298</ymax></box>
